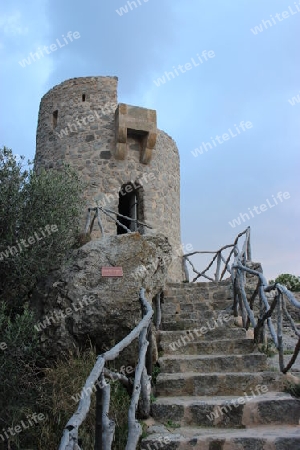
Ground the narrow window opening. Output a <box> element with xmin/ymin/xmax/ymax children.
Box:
<box><xmin>53</xmin><ymin>110</ymin><xmax>58</xmax><ymax>128</ymax></box>
<box><xmin>117</xmin><ymin>182</ymin><xmax>144</xmax><ymax>235</ymax></box>
<box><xmin>82</xmin><ymin>94</ymin><xmax>86</xmax><ymax>102</ymax></box>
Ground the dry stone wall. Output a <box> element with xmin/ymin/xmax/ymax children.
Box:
<box><xmin>35</xmin><ymin>76</ymin><xmax>183</xmax><ymax>281</ymax></box>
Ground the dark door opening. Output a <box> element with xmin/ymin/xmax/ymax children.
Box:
<box><xmin>117</xmin><ymin>182</ymin><xmax>144</xmax><ymax>235</ymax></box>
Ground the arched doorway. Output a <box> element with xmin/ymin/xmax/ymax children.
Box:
<box><xmin>117</xmin><ymin>182</ymin><xmax>144</xmax><ymax>234</ymax></box>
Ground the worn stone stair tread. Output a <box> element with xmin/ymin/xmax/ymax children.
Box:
<box><xmin>156</xmin><ymin>371</ymin><xmax>283</xmax><ymax>396</ymax></box>
<box><xmin>158</xmin><ymin>328</ymin><xmax>247</xmax><ymax>341</ymax></box>
<box><xmin>141</xmin><ymin>424</ymin><xmax>300</xmax><ymax>449</ymax></box>
<box><xmin>158</xmin><ymin>328</ymin><xmax>246</xmax><ymax>335</ymax></box>
<box><xmin>152</xmin><ymin>392</ymin><xmax>294</xmax><ymax>405</ymax></box>
<box><xmin>159</xmin><ymin>337</ymin><xmax>252</xmax><ymax>343</ymax></box>
<box><xmin>159</xmin><ymin>353</ymin><xmax>263</xmax><ymax>361</ymax></box>
<box><xmin>162</xmin><ymin>310</ymin><xmax>213</xmax><ymax>316</ymax></box>
<box><xmin>151</xmin><ymin>393</ymin><xmax>300</xmax><ymax>427</ymax></box>
<box><xmin>145</xmin><ymin>424</ymin><xmax>300</xmax><ymax>437</ymax></box>
<box><xmin>160</xmin><ymin>338</ymin><xmax>257</xmax><ymax>355</ymax></box>
<box><xmin>157</xmin><ymin>371</ymin><xmax>277</xmax><ymax>379</ymax></box>
<box><xmin>162</xmin><ymin>319</ymin><xmax>201</xmax><ymax>326</ymax></box>
<box><xmin>158</xmin><ymin>353</ymin><xmax>268</xmax><ymax>373</ymax></box>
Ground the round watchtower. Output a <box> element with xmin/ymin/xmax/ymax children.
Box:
<box><xmin>35</xmin><ymin>76</ymin><xmax>183</xmax><ymax>281</ymax></box>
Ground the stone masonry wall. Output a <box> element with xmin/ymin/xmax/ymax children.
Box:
<box><xmin>35</xmin><ymin>76</ymin><xmax>183</xmax><ymax>281</ymax></box>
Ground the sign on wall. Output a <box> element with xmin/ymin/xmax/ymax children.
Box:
<box><xmin>101</xmin><ymin>267</ymin><xmax>123</xmax><ymax>277</ymax></box>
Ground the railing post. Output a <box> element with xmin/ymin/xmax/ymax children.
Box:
<box><xmin>183</xmin><ymin>257</ymin><xmax>189</xmax><ymax>282</ymax></box>
<box><xmin>155</xmin><ymin>293</ymin><xmax>162</xmax><ymax>330</ymax></box>
<box><xmin>258</xmin><ymin>294</ymin><xmax>266</xmax><ymax>345</ymax></box>
<box><xmin>96</xmin><ymin>373</ymin><xmax>115</xmax><ymax>450</ymax></box>
<box><xmin>126</xmin><ymin>326</ymin><xmax>149</xmax><ymax>449</ymax></box>
<box><xmin>96</xmin><ymin>207</ymin><xmax>104</xmax><ymax>236</ymax></box>
<box><xmin>277</xmin><ymin>294</ymin><xmax>284</xmax><ymax>372</ymax></box>
<box><xmin>94</xmin><ymin>376</ymin><xmax>103</xmax><ymax>450</ymax></box>
<box><xmin>139</xmin><ymin>366</ymin><xmax>151</xmax><ymax>419</ymax></box>
<box><xmin>145</xmin><ymin>323</ymin><xmax>153</xmax><ymax>380</ymax></box>
<box><xmin>215</xmin><ymin>252</ymin><xmax>221</xmax><ymax>282</ymax></box>
<box><xmin>233</xmin><ymin>277</ymin><xmax>239</xmax><ymax>317</ymax></box>
<box><xmin>247</xmin><ymin>228</ymin><xmax>252</xmax><ymax>261</ymax></box>
<box><xmin>90</xmin><ymin>208</ymin><xmax>97</xmax><ymax>234</ymax></box>
<box><xmin>85</xmin><ymin>208</ymin><xmax>92</xmax><ymax>234</ymax></box>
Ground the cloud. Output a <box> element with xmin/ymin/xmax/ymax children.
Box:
<box><xmin>0</xmin><ymin>11</ymin><xmax>28</xmax><ymax>37</ymax></box>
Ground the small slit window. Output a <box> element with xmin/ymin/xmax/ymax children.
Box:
<box><xmin>82</xmin><ymin>94</ymin><xmax>86</xmax><ymax>102</ymax></box>
<box><xmin>53</xmin><ymin>110</ymin><xmax>58</xmax><ymax>128</ymax></box>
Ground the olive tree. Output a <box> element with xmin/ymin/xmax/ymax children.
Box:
<box><xmin>0</xmin><ymin>146</ymin><xmax>84</xmax><ymax>309</ymax></box>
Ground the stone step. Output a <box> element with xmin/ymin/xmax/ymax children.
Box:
<box><xmin>162</xmin><ymin>319</ymin><xmax>209</xmax><ymax>331</ymax></box>
<box><xmin>158</xmin><ymin>353</ymin><xmax>268</xmax><ymax>373</ymax></box>
<box><xmin>160</xmin><ymin>337</ymin><xmax>257</xmax><ymax>356</ymax></box>
<box><xmin>155</xmin><ymin>371</ymin><xmax>283</xmax><ymax>397</ymax></box>
<box><xmin>141</xmin><ymin>424</ymin><xmax>300</xmax><ymax>450</ymax></box>
<box><xmin>162</xmin><ymin>309</ymin><xmax>232</xmax><ymax>320</ymax></box>
<box><xmin>162</xmin><ymin>322</ymin><xmax>193</xmax><ymax>332</ymax></box>
<box><xmin>163</xmin><ymin>281</ymin><xmax>233</xmax><ymax>303</ymax></box>
<box><xmin>164</xmin><ymin>280</ymin><xmax>231</xmax><ymax>293</ymax></box>
<box><xmin>151</xmin><ymin>393</ymin><xmax>300</xmax><ymax>428</ymax></box>
<box><xmin>161</xmin><ymin>313</ymin><xmax>234</xmax><ymax>331</ymax></box>
<box><xmin>163</xmin><ymin>295</ymin><xmax>232</xmax><ymax>309</ymax></box>
<box><xmin>158</xmin><ymin>327</ymin><xmax>246</xmax><ymax>349</ymax></box>
<box><xmin>163</xmin><ymin>296</ymin><xmax>211</xmax><ymax>306</ymax></box>
<box><xmin>162</xmin><ymin>309</ymin><xmax>214</xmax><ymax>321</ymax></box>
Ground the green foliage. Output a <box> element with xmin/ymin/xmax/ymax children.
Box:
<box><xmin>0</xmin><ymin>332</ymin><xmax>131</xmax><ymax>449</ymax></box>
<box><xmin>258</xmin><ymin>341</ymin><xmax>277</xmax><ymax>357</ymax></box>
<box><xmin>284</xmin><ymin>381</ymin><xmax>300</xmax><ymax>398</ymax></box>
<box><xmin>269</xmin><ymin>273</ymin><xmax>300</xmax><ymax>292</ymax></box>
<box><xmin>150</xmin><ymin>393</ymin><xmax>157</xmax><ymax>403</ymax></box>
<box><xmin>0</xmin><ymin>146</ymin><xmax>84</xmax><ymax>309</ymax></box>
<box><xmin>0</xmin><ymin>303</ymin><xmax>46</xmax><ymax>448</ymax></box>
<box><xmin>140</xmin><ymin>421</ymin><xmax>149</xmax><ymax>439</ymax></box>
<box><xmin>165</xmin><ymin>419</ymin><xmax>180</xmax><ymax>429</ymax></box>
<box><xmin>39</xmin><ymin>348</ymin><xmax>131</xmax><ymax>449</ymax></box>
<box><xmin>0</xmin><ymin>147</ymin><xmax>86</xmax><ymax>448</ymax></box>
<box><xmin>152</xmin><ymin>364</ymin><xmax>161</xmax><ymax>384</ymax></box>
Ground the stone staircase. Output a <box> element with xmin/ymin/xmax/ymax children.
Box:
<box><xmin>141</xmin><ymin>281</ymin><xmax>300</xmax><ymax>450</ymax></box>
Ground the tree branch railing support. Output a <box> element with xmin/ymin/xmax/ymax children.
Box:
<box><xmin>84</xmin><ymin>207</ymin><xmax>152</xmax><ymax>237</ymax></box>
<box><xmin>183</xmin><ymin>226</ymin><xmax>252</xmax><ymax>283</ymax></box>
<box><xmin>58</xmin><ymin>288</ymin><xmax>153</xmax><ymax>450</ymax></box>
<box><xmin>182</xmin><ymin>226</ymin><xmax>300</xmax><ymax>374</ymax></box>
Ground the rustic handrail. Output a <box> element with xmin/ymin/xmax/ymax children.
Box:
<box><xmin>183</xmin><ymin>227</ymin><xmax>251</xmax><ymax>282</ymax></box>
<box><xmin>232</xmin><ymin>260</ymin><xmax>300</xmax><ymax>373</ymax></box>
<box><xmin>182</xmin><ymin>227</ymin><xmax>300</xmax><ymax>373</ymax></box>
<box><xmin>58</xmin><ymin>288</ymin><xmax>153</xmax><ymax>450</ymax></box>
<box><xmin>85</xmin><ymin>207</ymin><xmax>152</xmax><ymax>236</ymax></box>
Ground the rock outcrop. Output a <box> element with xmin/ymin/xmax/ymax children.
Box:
<box><xmin>30</xmin><ymin>233</ymin><xmax>172</xmax><ymax>356</ymax></box>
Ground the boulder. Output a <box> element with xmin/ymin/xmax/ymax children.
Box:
<box><xmin>30</xmin><ymin>232</ymin><xmax>172</xmax><ymax>357</ymax></box>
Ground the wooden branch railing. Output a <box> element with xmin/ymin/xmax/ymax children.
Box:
<box><xmin>232</xmin><ymin>261</ymin><xmax>300</xmax><ymax>373</ymax></box>
<box><xmin>85</xmin><ymin>207</ymin><xmax>152</xmax><ymax>236</ymax></box>
<box><xmin>182</xmin><ymin>226</ymin><xmax>300</xmax><ymax>373</ymax></box>
<box><xmin>183</xmin><ymin>227</ymin><xmax>251</xmax><ymax>283</ymax></box>
<box><xmin>58</xmin><ymin>288</ymin><xmax>153</xmax><ymax>450</ymax></box>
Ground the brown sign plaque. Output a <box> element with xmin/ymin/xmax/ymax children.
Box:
<box><xmin>102</xmin><ymin>266</ymin><xmax>123</xmax><ymax>277</ymax></box>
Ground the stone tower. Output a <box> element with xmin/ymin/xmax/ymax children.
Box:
<box><xmin>35</xmin><ymin>76</ymin><xmax>183</xmax><ymax>281</ymax></box>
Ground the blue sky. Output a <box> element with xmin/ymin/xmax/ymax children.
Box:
<box><xmin>1</xmin><ymin>0</ymin><xmax>299</xmax><ymax>280</ymax></box>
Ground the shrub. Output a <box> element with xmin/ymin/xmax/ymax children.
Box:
<box><xmin>38</xmin><ymin>349</ymin><xmax>131</xmax><ymax>449</ymax></box>
<box><xmin>0</xmin><ymin>303</ymin><xmax>46</xmax><ymax>449</ymax></box>
<box><xmin>269</xmin><ymin>274</ymin><xmax>300</xmax><ymax>292</ymax></box>
<box><xmin>0</xmin><ymin>147</ymin><xmax>84</xmax><ymax>310</ymax></box>
<box><xmin>0</xmin><ymin>147</ymin><xmax>86</xmax><ymax>449</ymax></box>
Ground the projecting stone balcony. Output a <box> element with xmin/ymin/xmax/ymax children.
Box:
<box><xmin>115</xmin><ymin>103</ymin><xmax>157</xmax><ymax>164</ymax></box>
